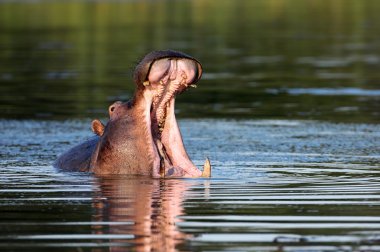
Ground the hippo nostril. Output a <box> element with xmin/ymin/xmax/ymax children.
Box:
<box><xmin>110</xmin><ymin>106</ymin><xmax>115</xmax><ymax>112</ymax></box>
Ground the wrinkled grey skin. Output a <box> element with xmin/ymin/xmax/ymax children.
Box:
<box><xmin>54</xmin><ymin>50</ymin><xmax>210</xmax><ymax>178</ymax></box>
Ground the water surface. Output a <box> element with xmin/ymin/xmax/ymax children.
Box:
<box><xmin>1</xmin><ymin>119</ymin><xmax>380</xmax><ymax>251</ymax></box>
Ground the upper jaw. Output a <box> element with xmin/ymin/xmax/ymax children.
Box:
<box><xmin>135</xmin><ymin>50</ymin><xmax>203</xmax><ymax>136</ymax></box>
<box><xmin>133</xmin><ymin>50</ymin><xmax>203</xmax><ymax>89</ymax></box>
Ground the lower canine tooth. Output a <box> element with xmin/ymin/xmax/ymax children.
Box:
<box><xmin>190</xmin><ymin>84</ymin><xmax>197</xmax><ymax>88</ymax></box>
<box><xmin>201</xmin><ymin>157</ymin><xmax>211</xmax><ymax>178</ymax></box>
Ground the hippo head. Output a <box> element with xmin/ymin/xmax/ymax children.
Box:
<box><xmin>134</xmin><ymin>50</ymin><xmax>202</xmax><ymax>139</ymax></box>
<box><xmin>90</xmin><ymin>50</ymin><xmax>211</xmax><ymax>178</ymax></box>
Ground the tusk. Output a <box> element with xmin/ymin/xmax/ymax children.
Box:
<box><xmin>201</xmin><ymin>157</ymin><xmax>211</xmax><ymax>178</ymax></box>
<box><xmin>190</xmin><ymin>84</ymin><xmax>197</xmax><ymax>88</ymax></box>
<box><xmin>143</xmin><ymin>80</ymin><xmax>150</xmax><ymax>86</ymax></box>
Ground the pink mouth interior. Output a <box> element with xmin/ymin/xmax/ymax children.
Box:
<box><xmin>147</xmin><ymin>58</ymin><xmax>202</xmax><ymax>177</ymax></box>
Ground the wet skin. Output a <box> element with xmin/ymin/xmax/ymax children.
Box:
<box><xmin>54</xmin><ymin>50</ymin><xmax>211</xmax><ymax>178</ymax></box>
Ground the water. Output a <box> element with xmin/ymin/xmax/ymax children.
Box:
<box><xmin>1</xmin><ymin>0</ymin><xmax>380</xmax><ymax>251</ymax></box>
<box><xmin>1</xmin><ymin>119</ymin><xmax>380</xmax><ymax>251</ymax></box>
<box><xmin>0</xmin><ymin>0</ymin><xmax>380</xmax><ymax>122</ymax></box>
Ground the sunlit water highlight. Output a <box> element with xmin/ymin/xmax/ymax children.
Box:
<box><xmin>0</xmin><ymin>119</ymin><xmax>379</xmax><ymax>251</ymax></box>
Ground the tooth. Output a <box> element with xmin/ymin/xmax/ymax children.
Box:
<box><xmin>190</xmin><ymin>84</ymin><xmax>197</xmax><ymax>88</ymax></box>
<box><xmin>143</xmin><ymin>80</ymin><xmax>150</xmax><ymax>86</ymax></box>
<box><xmin>201</xmin><ymin>157</ymin><xmax>211</xmax><ymax>178</ymax></box>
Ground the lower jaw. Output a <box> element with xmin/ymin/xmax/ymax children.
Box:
<box><xmin>151</xmin><ymin>98</ymin><xmax>201</xmax><ymax>178</ymax></box>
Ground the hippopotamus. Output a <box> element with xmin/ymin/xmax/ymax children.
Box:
<box><xmin>54</xmin><ymin>50</ymin><xmax>211</xmax><ymax>178</ymax></box>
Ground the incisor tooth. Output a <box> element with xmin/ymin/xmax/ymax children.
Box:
<box><xmin>201</xmin><ymin>157</ymin><xmax>211</xmax><ymax>178</ymax></box>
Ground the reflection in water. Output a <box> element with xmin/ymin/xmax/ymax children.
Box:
<box><xmin>92</xmin><ymin>177</ymin><xmax>190</xmax><ymax>251</ymax></box>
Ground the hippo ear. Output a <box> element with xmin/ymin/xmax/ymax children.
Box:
<box><xmin>133</xmin><ymin>50</ymin><xmax>203</xmax><ymax>88</ymax></box>
<box><xmin>91</xmin><ymin>119</ymin><xmax>105</xmax><ymax>136</ymax></box>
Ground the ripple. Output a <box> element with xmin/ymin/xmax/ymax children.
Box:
<box><xmin>193</xmin><ymin>233</ymin><xmax>380</xmax><ymax>243</ymax></box>
<box><xmin>266</xmin><ymin>87</ymin><xmax>380</xmax><ymax>96</ymax></box>
<box><xmin>0</xmin><ymin>234</ymin><xmax>135</xmax><ymax>240</ymax></box>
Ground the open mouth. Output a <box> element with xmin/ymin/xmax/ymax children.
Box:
<box><xmin>149</xmin><ymin>59</ymin><xmax>194</xmax><ymax>137</ymax></box>
<box><xmin>144</xmin><ymin>57</ymin><xmax>206</xmax><ymax>177</ymax></box>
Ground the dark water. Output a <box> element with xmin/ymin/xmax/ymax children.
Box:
<box><xmin>1</xmin><ymin>0</ymin><xmax>380</xmax><ymax>251</ymax></box>
<box><xmin>1</xmin><ymin>119</ymin><xmax>380</xmax><ymax>251</ymax></box>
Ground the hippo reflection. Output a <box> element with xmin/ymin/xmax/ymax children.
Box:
<box><xmin>92</xmin><ymin>177</ymin><xmax>191</xmax><ymax>251</ymax></box>
<box><xmin>54</xmin><ymin>50</ymin><xmax>211</xmax><ymax>178</ymax></box>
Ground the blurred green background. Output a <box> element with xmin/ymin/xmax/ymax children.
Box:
<box><xmin>0</xmin><ymin>0</ymin><xmax>379</xmax><ymax>122</ymax></box>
